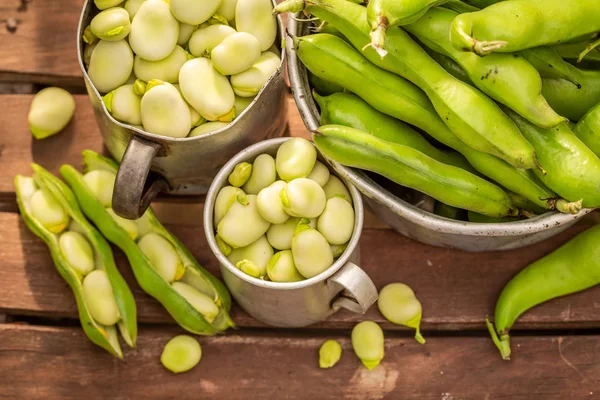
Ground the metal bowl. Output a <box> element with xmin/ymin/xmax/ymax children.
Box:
<box><xmin>77</xmin><ymin>0</ymin><xmax>288</xmax><ymax>219</ymax></box>
<box><xmin>286</xmin><ymin>16</ymin><xmax>592</xmax><ymax>252</ymax></box>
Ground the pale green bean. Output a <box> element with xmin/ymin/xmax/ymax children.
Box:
<box><xmin>228</xmin><ymin>162</ymin><xmax>252</xmax><ymax>187</ymax></box>
<box><xmin>59</xmin><ymin>231</ymin><xmax>95</xmax><ymax>276</ymax></box>
<box><xmin>266</xmin><ymin>250</ymin><xmax>304</xmax><ymax>282</ymax></box>
<box><xmin>317</xmin><ymin>197</ymin><xmax>354</xmax><ymax>245</ymax></box>
<box><xmin>291</xmin><ymin>223</ymin><xmax>333</xmax><ymax>278</ymax></box>
<box><xmin>319</xmin><ymin>339</ymin><xmax>342</xmax><ymax>368</ymax></box>
<box><xmin>82</xmin><ymin>170</ymin><xmax>116</xmax><ymax>208</ymax></box>
<box><xmin>306</xmin><ymin>161</ymin><xmax>330</xmax><ymax>187</ymax></box>
<box><xmin>82</xmin><ymin>269</ymin><xmax>121</xmax><ymax>326</ymax></box>
<box><xmin>218</xmin><ymin>194</ymin><xmax>271</xmax><ymax>248</ymax></box>
<box><xmin>28</xmin><ymin>87</ymin><xmax>76</xmax><ymax>140</ymax></box>
<box><xmin>30</xmin><ymin>188</ymin><xmax>70</xmax><ymax>233</ymax></box>
<box><xmin>161</xmin><ymin>335</ymin><xmax>202</xmax><ymax>373</ymax></box>
<box><xmin>256</xmin><ymin>180</ymin><xmax>289</xmax><ymax>224</ymax></box>
<box><xmin>275</xmin><ymin>138</ymin><xmax>317</xmax><ymax>181</ymax></box>
<box><xmin>281</xmin><ymin>178</ymin><xmax>326</xmax><ymax>219</ymax></box>
<box><xmin>227</xmin><ymin>235</ymin><xmax>274</xmax><ymax>278</ymax></box>
<box><xmin>351</xmin><ymin>321</ymin><xmax>384</xmax><ymax>370</ymax></box>
<box><xmin>138</xmin><ymin>232</ymin><xmax>184</xmax><ymax>282</ymax></box>
<box><xmin>243</xmin><ymin>154</ymin><xmax>276</xmax><ymax>195</ymax></box>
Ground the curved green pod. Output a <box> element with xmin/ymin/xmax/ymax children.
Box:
<box><xmin>574</xmin><ymin>102</ymin><xmax>600</xmax><ymax>157</ymax></box>
<box><xmin>542</xmin><ymin>67</ymin><xmax>600</xmax><ymax>122</ymax></box>
<box><xmin>507</xmin><ymin>110</ymin><xmax>600</xmax><ymax>208</ymax></box>
<box><xmin>467</xmin><ymin>211</ymin><xmax>521</xmax><ymax>223</ymax></box>
<box><xmin>366</xmin><ymin>0</ymin><xmax>448</xmax><ymax>55</ymax></box>
<box><xmin>423</xmin><ymin>48</ymin><xmax>471</xmax><ymax>85</ymax></box>
<box><xmin>405</xmin><ymin>7</ymin><xmax>566</xmax><ymax>129</ymax></box>
<box><xmin>280</xmin><ymin>2</ymin><xmax>538</xmax><ymax>170</ymax></box>
<box><xmin>313</xmin><ymin>91</ymin><xmax>474</xmax><ymax>172</ymax></box>
<box><xmin>434</xmin><ymin>201</ymin><xmax>466</xmax><ymax>221</ymax></box>
<box><xmin>488</xmin><ymin>224</ymin><xmax>600</xmax><ymax>360</ymax></box>
<box><xmin>450</xmin><ymin>0</ymin><xmax>600</xmax><ymax>55</ymax></box>
<box><xmin>554</xmin><ymin>42</ymin><xmax>600</xmax><ymax>65</ymax></box>
<box><xmin>309</xmin><ymin>72</ymin><xmax>344</xmax><ymax>96</ymax></box>
<box><xmin>313</xmin><ymin>91</ymin><xmax>579</xmax><ymax>214</ymax></box>
<box><xmin>520</xmin><ymin>47</ymin><xmax>580</xmax><ymax>88</ymax></box>
<box><xmin>15</xmin><ymin>165</ymin><xmax>137</xmax><ymax>357</ymax></box>
<box><xmin>60</xmin><ymin>151</ymin><xmax>234</xmax><ymax>335</ymax></box>
<box><xmin>313</xmin><ymin>124</ymin><xmax>517</xmax><ymax>218</ymax></box>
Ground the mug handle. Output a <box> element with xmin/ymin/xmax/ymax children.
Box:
<box><xmin>112</xmin><ymin>136</ymin><xmax>170</xmax><ymax>219</ymax></box>
<box><xmin>329</xmin><ymin>262</ymin><xmax>378</xmax><ymax>314</ymax></box>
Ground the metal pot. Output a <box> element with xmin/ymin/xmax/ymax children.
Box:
<box><xmin>77</xmin><ymin>0</ymin><xmax>288</xmax><ymax>220</ymax></box>
<box><xmin>204</xmin><ymin>138</ymin><xmax>378</xmax><ymax>327</ymax></box>
<box><xmin>286</xmin><ymin>16</ymin><xmax>592</xmax><ymax>252</ymax></box>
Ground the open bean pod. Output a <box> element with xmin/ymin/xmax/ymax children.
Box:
<box><xmin>15</xmin><ymin>164</ymin><xmax>137</xmax><ymax>358</ymax></box>
<box><xmin>60</xmin><ymin>151</ymin><xmax>235</xmax><ymax>335</ymax></box>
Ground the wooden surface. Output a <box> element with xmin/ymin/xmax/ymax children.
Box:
<box><xmin>1</xmin><ymin>0</ymin><xmax>600</xmax><ymax>398</ymax></box>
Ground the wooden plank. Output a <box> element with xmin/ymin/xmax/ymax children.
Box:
<box><xmin>0</xmin><ymin>0</ymin><xmax>85</xmax><ymax>85</ymax></box>
<box><xmin>1</xmin><ymin>324</ymin><xmax>599</xmax><ymax>399</ymax></box>
<box><xmin>1</xmin><ymin>210</ymin><xmax>598</xmax><ymax>330</ymax></box>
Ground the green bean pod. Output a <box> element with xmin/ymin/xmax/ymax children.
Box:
<box><xmin>15</xmin><ymin>164</ymin><xmax>137</xmax><ymax>357</ymax></box>
<box><xmin>467</xmin><ymin>211</ymin><xmax>521</xmax><ymax>224</ymax></box>
<box><xmin>309</xmin><ymin>72</ymin><xmax>344</xmax><ymax>96</ymax></box>
<box><xmin>129</xmin><ymin>0</ymin><xmax>179</xmax><ymax>61</ymax></box>
<box><xmin>487</xmin><ymin>224</ymin><xmax>600</xmax><ymax>360</ymax></box>
<box><xmin>450</xmin><ymin>0</ymin><xmax>600</xmax><ymax>55</ymax></box>
<box><xmin>313</xmin><ymin>91</ymin><xmax>579</xmax><ymax>214</ymax></box>
<box><xmin>315</xmin><ymin>91</ymin><xmax>474</xmax><ymax>173</ymax></box>
<box><xmin>520</xmin><ymin>47</ymin><xmax>580</xmax><ymax>87</ymax></box>
<box><xmin>433</xmin><ymin>201</ymin><xmax>466</xmax><ymax>221</ymax></box>
<box><xmin>405</xmin><ymin>7</ymin><xmax>566</xmax><ymax>129</ymax></box>
<box><xmin>574</xmin><ymin>102</ymin><xmax>600</xmax><ymax>157</ymax></box>
<box><xmin>542</xmin><ymin>67</ymin><xmax>600</xmax><ymax>122</ymax></box>
<box><xmin>283</xmin><ymin>3</ymin><xmax>538</xmax><ymax>169</ymax></box>
<box><xmin>441</xmin><ymin>0</ymin><xmax>478</xmax><ymax>14</ymax></box>
<box><xmin>60</xmin><ymin>151</ymin><xmax>234</xmax><ymax>335</ymax></box>
<box><xmin>554</xmin><ymin>42</ymin><xmax>600</xmax><ymax>66</ymax></box>
<box><xmin>507</xmin><ymin>110</ymin><xmax>600</xmax><ymax>208</ymax></box>
<box><xmin>366</xmin><ymin>0</ymin><xmax>448</xmax><ymax>55</ymax></box>
<box><xmin>313</xmin><ymin>124</ymin><xmax>517</xmax><ymax>218</ymax></box>
<box><xmin>423</xmin><ymin>48</ymin><xmax>471</xmax><ymax>85</ymax></box>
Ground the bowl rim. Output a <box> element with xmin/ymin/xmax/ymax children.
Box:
<box><xmin>285</xmin><ymin>15</ymin><xmax>593</xmax><ymax>237</ymax></box>
<box><xmin>203</xmin><ymin>137</ymin><xmax>366</xmax><ymax>290</ymax></box>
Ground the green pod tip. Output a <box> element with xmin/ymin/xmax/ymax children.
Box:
<box><xmin>554</xmin><ymin>198</ymin><xmax>583</xmax><ymax>215</ymax></box>
<box><xmin>236</xmin><ymin>260</ymin><xmax>261</xmax><ymax>278</ymax></box>
<box><xmin>486</xmin><ymin>317</ymin><xmax>511</xmax><ymax>360</ymax></box>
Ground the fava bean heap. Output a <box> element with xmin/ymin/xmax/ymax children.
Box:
<box><xmin>214</xmin><ymin>137</ymin><xmax>356</xmax><ymax>281</ymax></box>
<box><xmin>84</xmin><ymin>0</ymin><xmax>281</xmax><ymax>138</ymax></box>
<box><xmin>274</xmin><ymin>0</ymin><xmax>600</xmax><ymax>221</ymax></box>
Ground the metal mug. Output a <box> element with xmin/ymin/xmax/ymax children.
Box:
<box><xmin>286</xmin><ymin>15</ymin><xmax>593</xmax><ymax>252</ymax></box>
<box><xmin>77</xmin><ymin>0</ymin><xmax>288</xmax><ymax>220</ymax></box>
<box><xmin>203</xmin><ymin>138</ymin><xmax>378</xmax><ymax>327</ymax></box>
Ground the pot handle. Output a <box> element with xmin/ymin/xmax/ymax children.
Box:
<box><xmin>329</xmin><ymin>262</ymin><xmax>378</xmax><ymax>314</ymax></box>
<box><xmin>112</xmin><ymin>136</ymin><xmax>170</xmax><ymax>220</ymax></box>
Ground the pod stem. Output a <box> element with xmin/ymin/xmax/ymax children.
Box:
<box><xmin>366</xmin><ymin>17</ymin><xmax>389</xmax><ymax>58</ymax></box>
<box><xmin>486</xmin><ymin>317</ymin><xmax>511</xmax><ymax>360</ymax></box>
<box><xmin>553</xmin><ymin>198</ymin><xmax>583</xmax><ymax>215</ymax></box>
<box><xmin>406</xmin><ymin>313</ymin><xmax>426</xmax><ymax>345</ymax></box>
<box><xmin>578</xmin><ymin>37</ymin><xmax>600</xmax><ymax>63</ymax></box>
<box><xmin>474</xmin><ymin>40</ymin><xmax>508</xmax><ymax>56</ymax></box>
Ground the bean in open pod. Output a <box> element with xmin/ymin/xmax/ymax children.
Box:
<box><xmin>217</xmin><ymin>194</ymin><xmax>271</xmax><ymax>248</ymax></box>
<box><xmin>30</xmin><ymin>187</ymin><xmax>70</xmax><ymax>234</ymax></box>
<box><xmin>179</xmin><ymin>58</ymin><xmax>235</xmax><ymax>122</ymax></box>
<box><xmin>266</xmin><ymin>216</ymin><xmax>304</xmax><ymax>250</ymax></box>
<box><xmin>138</xmin><ymin>232</ymin><xmax>185</xmax><ymax>282</ymax></box>
<box><xmin>90</xmin><ymin>7</ymin><xmax>131</xmax><ymax>41</ymax></box>
<box><xmin>281</xmin><ymin>178</ymin><xmax>326</xmax><ymax>219</ymax></box>
<box><xmin>230</xmin><ymin>51</ymin><xmax>280</xmax><ymax>97</ymax></box>
<box><xmin>134</xmin><ymin>45</ymin><xmax>189</xmax><ymax>84</ymax></box>
<box><xmin>235</xmin><ymin>0</ymin><xmax>276</xmax><ymax>51</ymax></box>
<box><xmin>188</xmin><ymin>24</ymin><xmax>236</xmax><ymax>57</ymax></box>
<box><xmin>106</xmin><ymin>208</ymin><xmax>140</xmax><ymax>240</ymax></box>
<box><xmin>28</xmin><ymin>87</ymin><xmax>76</xmax><ymax>140</ymax></box>
<box><xmin>141</xmin><ymin>80</ymin><xmax>191</xmax><ymax>138</ymax></box>
<box><xmin>103</xmin><ymin>84</ymin><xmax>142</xmax><ymax>125</ymax></box>
<box><xmin>306</xmin><ymin>161</ymin><xmax>330</xmax><ymax>187</ymax></box>
<box><xmin>171</xmin><ymin>282</ymin><xmax>220</xmax><ymax>323</ymax></box>
<box><xmin>83</xmin><ymin>269</ymin><xmax>121</xmax><ymax>326</ymax></box>
<box><xmin>59</xmin><ymin>231</ymin><xmax>95</xmax><ymax>277</ymax></box>
<box><xmin>170</xmin><ymin>0</ymin><xmax>221</xmax><ymax>25</ymax></box>
<box><xmin>178</xmin><ymin>22</ymin><xmax>198</xmax><ymax>46</ymax></box>
<box><xmin>275</xmin><ymin>137</ymin><xmax>317</xmax><ymax>182</ymax></box>
<box><xmin>214</xmin><ymin>186</ymin><xmax>248</xmax><ymax>226</ymax></box>
<box><xmin>317</xmin><ymin>197</ymin><xmax>354</xmax><ymax>245</ymax></box>
<box><xmin>82</xmin><ymin>169</ymin><xmax>116</xmax><ymax>208</ymax></box>
<box><xmin>257</xmin><ymin>180</ymin><xmax>289</xmax><ymax>224</ymax></box>
<box><xmin>266</xmin><ymin>250</ymin><xmax>304</xmax><ymax>282</ymax></box>
<box><xmin>88</xmin><ymin>39</ymin><xmax>134</xmax><ymax>94</ymax></box>
<box><xmin>212</xmin><ymin>32</ymin><xmax>261</xmax><ymax>76</ymax></box>
<box><xmin>243</xmin><ymin>154</ymin><xmax>276</xmax><ymax>195</ymax></box>
<box><xmin>378</xmin><ymin>283</ymin><xmax>425</xmax><ymax>344</ymax></box>
<box><xmin>227</xmin><ymin>235</ymin><xmax>274</xmax><ymax>278</ymax></box>
<box><xmin>95</xmin><ymin>0</ymin><xmax>122</xmax><ymax>10</ymax></box>
<box><xmin>291</xmin><ymin>222</ymin><xmax>333</xmax><ymax>278</ymax></box>
<box><xmin>322</xmin><ymin>175</ymin><xmax>352</xmax><ymax>203</ymax></box>
<box><xmin>130</xmin><ymin>0</ymin><xmax>179</xmax><ymax>61</ymax></box>
<box><xmin>351</xmin><ymin>321</ymin><xmax>384</xmax><ymax>370</ymax></box>
<box><xmin>189</xmin><ymin>121</ymin><xmax>230</xmax><ymax>137</ymax></box>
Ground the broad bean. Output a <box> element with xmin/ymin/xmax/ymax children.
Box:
<box><xmin>170</xmin><ymin>0</ymin><xmax>221</xmax><ymax>25</ymax></box>
<box><xmin>95</xmin><ymin>0</ymin><xmax>122</xmax><ymax>10</ymax></box>
<box><xmin>377</xmin><ymin>283</ymin><xmax>425</xmax><ymax>344</ymax></box>
<box><xmin>177</xmin><ymin>23</ymin><xmax>197</xmax><ymax>46</ymax></box>
<box><xmin>351</xmin><ymin>321</ymin><xmax>384</xmax><ymax>370</ymax></box>
<box><xmin>28</xmin><ymin>87</ymin><xmax>76</xmax><ymax>140</ymax></box>
<box><xmin>228</xmin><ymin>162</ymin><xmax>252</xmax><ymax>188</ymax></box>
<box><xmin>124</xmin><ymin>0</ymin><xmax>145</xmax><ymax>19</ymax></box>
<box><xmin>266</xmin><ymin>250</ymin><xmax>304</xmax><ymax>282</ymax></box>
<box><xmin>214</xmin><ymin>186</ymin><xmax>247</xmax><ymax>226</ymax></box>
<box><xmin>30</xmin><ymin>188</ymin><xmax>70</xmax><ymax>233</ymax></box>
<box><xmin>542</xmin><ymin>67</ymin><xmax>600</xmax><ymax>122</ymax></box>
<box><xmin>141</xmin><ymin>81</ymin><xmax>191</xmax><ymax>138</ymax></box>
<box><xmin>188</xmin><ymin>24</ymin><xmax>236</xmax><ymax>57</ymax></box>
<box><xmin>90</xmin><ymin>7</ymin><xmax>131</xmax><ymax>41</ymax></box>
<box><xmin>309</xmin><ymin>71</ymin><xmax>344</xmax><ymax>96</ymax></box>
<box><xmin>281</xmin><ymin>178</ymin><xmax>327</xmax><ymax>219</ymax></box>
<box><xmin>227</xmin><ymin>235</ymin><xmax>274</xmax><ymax>278</ymax></box>
<box><xmin>179</xmin><ymin>58</ymin><xmax>235</xmax><ymax>121</ymax></box>
<box><xmin>322</xmin><ymin>175</ymin><xmax>351</xmax><ymax>204</ymax></box>
<box><xmin>319</xmin><ymin>339</ymin><xmax>342</xmax><ymax>369</ymax></box>
<box><xmin>217</xmin><ymin>0</ymin><xmax>238</xmax><ymax>21</ymax></box>
<box><xmin>212</xmin><ymin>32</ymin><xmax>261</xmax><ymax>75</ymax></box>
<box><xmin>103</xmin><ymin>84</ymin><xmax>142</xmax><ymax>125</ymax></box>
<box><xmin>257</xmin><ymin>180</ymin><xmax>289</xmax><ymax>224</ymax></box>
<box><xmin>88</xmin><ymin>39</ymin><xmax>134</xmax><ymax>93</ymax></box>
<box><xmin>574</xmin><ymin>102</ymin><xmax>600</xmax><ymax>157</ymax></box>
<box><xmin>138</xmin><ymin>232</ymin><xmax>184</xmax><ymax>283</ymax></box>
<box><xmin>171</xmin><ymin>282</ymin><xmax>220</xmax><ymax>323</ymax></box>
<box><xmin>330</xmin><ymin>243</ymin><xmax>348</xmax><ymax>258</ymax></box>
<box><xmin>230</xmin><ymin>51</ymin><xmax>280</xmax><ymax>97</ymax></box>
<box><xmin>266</xmin><ymin>216</ymin><xmax>302</xmax><ymax>250</ymax></box>
<box><xmin>83</xmin><ymin>269</ymin><xmax>121</xmax><ymax>326</ymax></box>
<box><xmin>317</xmin><ymin>197</ymin><xmax>354</xmax><ymax>245</ymax></box>
<box><xmin>291</xmin><ymin>223</ymin><xmax>333</xmax><ymax>278</ymax></box>
<box><xmin>59</xmin><ymin>231</ymin><xmax>95</xmax><ymax>276</ymax></box>
<box><xmin>83</xmin><ymin>42</ymin><xmax>98</xmax><ymax>67</ymax></box>
<box><xmin>129</xmin><ymin>0</ymin><xmax>179</xmax><ymax>61</ymax></box>
<box><xmin>243</xmin><ymin>154</ymin><xmax>276</xmax><ymax>195</ymax></box>
<box><xmin>306</xmin><ymin>161</ymin><xmax>330</xmax><ymax>187</ymax></box>
<box><xmin>189</xmin><ymin>122</ymin><xmax>230</xmax><ymax>136</ymax></box>
<box><xmin>275</xmin><ymin>137</ymin><xmax>317</xmax><ymax>181</ymax></box>
<box><xmin>234</xmin><ymin>95</ymin><xmax>255</xmax><ymax>116</ymax></box>
<box><xmin>161</xmin><ymin>335</ymin><xmax>202</xmax><ymax>373</ymax></box>
<box><xmin>218</xmin><ymin>194</ymin><xmax>271</xmax><ymax>248</ymax></box>
<box><xmin>82</xmin><ymin>170</ymin><xmax>115</xmax><ymax>208</ymax></box>
<box><xmin>106</xmin><ymin>208</ymin><xmax>139</xmax><ymax>240</ymax></box>
<box><xmin>235</xmin><ymin>0</ymin><xmax>276</xmax><ymax>51</ymax></box>
<box><xmin>134</xmin><ymin>46</ymin><xmax>189</xmax><ymax>84</ymax></box>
